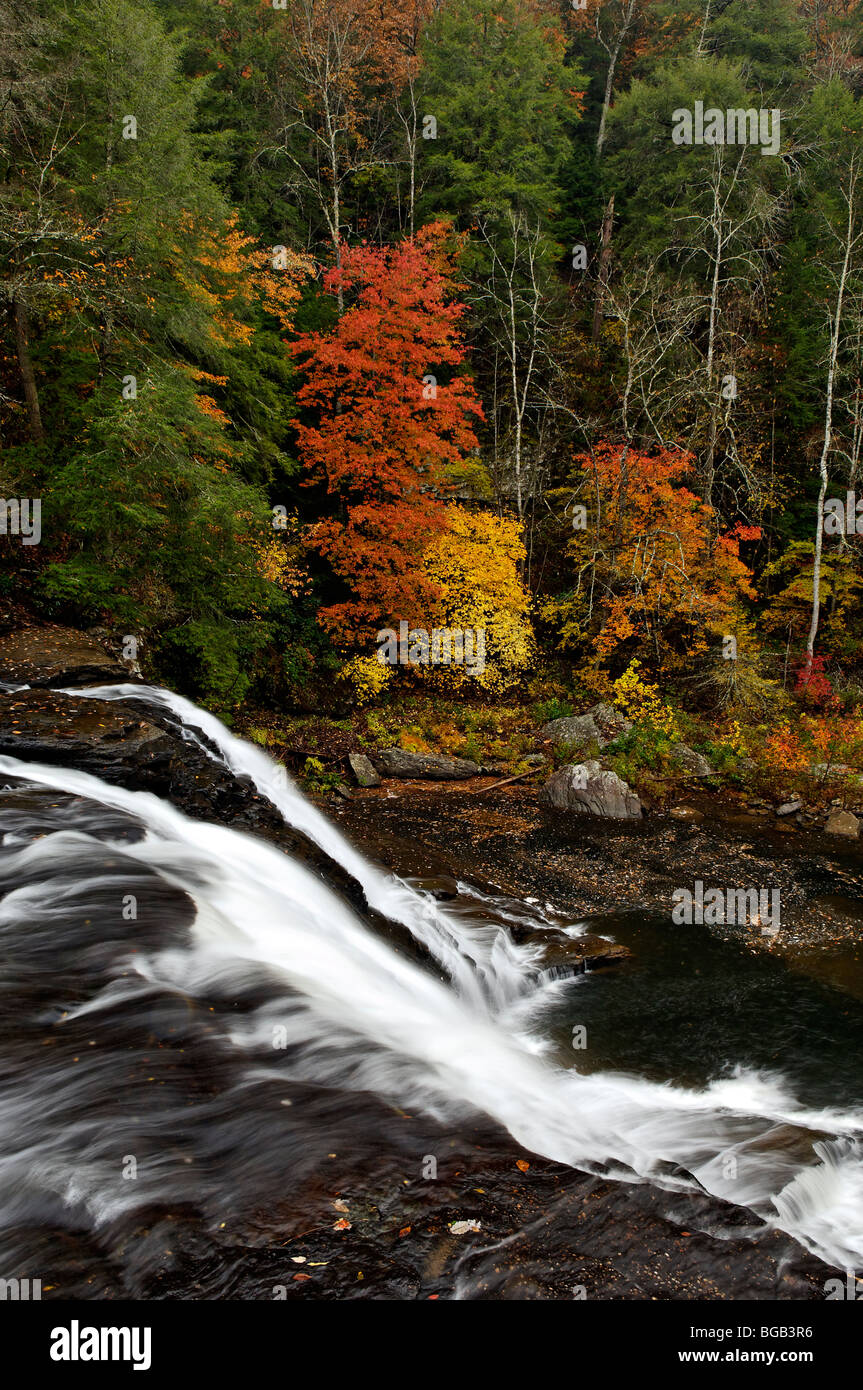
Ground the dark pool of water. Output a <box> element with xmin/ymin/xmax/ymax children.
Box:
<box><xmin>544</xmin><ymin>913</ymin><xmax>863</xmax><ymax>1115</ymax></box>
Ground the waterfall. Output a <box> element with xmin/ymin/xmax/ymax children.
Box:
<box><xmin>1</xmin><ymin>683</ymin><xmax>862</xmax><ymax>1276</ymax></box>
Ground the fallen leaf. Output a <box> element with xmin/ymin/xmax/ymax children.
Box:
<box><xmin>292</xmin><ymin>1273</ymin><xmax>311</xmax><ymax>1281</ymax></box>
<box><xmin>516</xmin><ymin>1160</ymin><xmax>530</xmax><ymax>1172</ymax></box>
<box><xmin>333</xmin><ymin>1218</ymin><xmax>351</xmax><ymax>1231</ymax></box>
<box><xmin>332</xmin><ymin>1199</ymin><xmax>350</xmax><ymax>1213</ymax></box>
<box><xmin>398</xmin><ymin>1225</ymin><xmax>411</xmax><ymax>1237</ymax></box>
<box><xmin>449</xmin><ymin>1219</ymin><xmax>481</xmax><ymax>1235</ymax></box>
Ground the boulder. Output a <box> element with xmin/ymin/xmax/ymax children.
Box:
<box><xmin>347</xmin><ymin>752</ymin><xmax>381</xmax><ymax>788</ymax></box>
<box><xmin>0</xmin><ymin>627</ymin><xmax>132</xmax><ymax>688</ymax></box>
<box><xmin>824</xmin><ymin>809</ymin><xmax>860</xmax><ymax>839</ymax></box>
<box><xmin>541</xmin><ymin>702</ymin><xmax>631</xmax><ymax>752</ymax></box>
<box><xmin>540</xmin><ymin>714</ymin><xmax>598</xmax><ymax>750</ymax></box>
<box><xmin>369</xmin><ymin>748</ymin><xmax>479</xmax><ymax>780</ymax></box>
<box><xmin>539</xmin><ymin>759</ymin><xmax>642</xmax><ymax>820</ymax></box>
<box><xmin>672</xmin><ymin>743</ymin><xmax>713</xmax><ymax>778</ymax></box>
<box><xmin>590</xmin><ymin>701</ymin><xmax>633</xmax><ymax>743</ymax></box>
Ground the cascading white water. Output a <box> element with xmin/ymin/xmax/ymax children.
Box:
<box><xmin>66</xmin><ymin>683</ymin><xmax>539</xmax><ymax>1009</ymax></box>
<box><xmin>3</xmin><ymin>683</ymin><xmax>863</xmax><ymax>1272</ymax></box>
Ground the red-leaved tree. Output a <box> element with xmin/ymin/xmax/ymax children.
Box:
<box><xmin>291</xmin><ymin>222</ymin><xmax>483</xmax><ymax>641</ymax></box>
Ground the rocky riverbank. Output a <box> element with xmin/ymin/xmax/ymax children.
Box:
<box><xmin>332</xmin><ymin>780</ymin><xmax>863</xmax><ymax>1014</ymax></box>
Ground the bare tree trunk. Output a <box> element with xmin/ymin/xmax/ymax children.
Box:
<box><xmin>399</xmin><ymin>71</ymin><xmax>418</xmax><ymax>239</ymax></box>
<box><xmin>13</xmin><ymin>297</ymin><xmax>44</xmax><ymax>441</ymax></box>
<box><xmin>807</xmin><ymin>163</ymin><xmax>857</xmax><ymax>664</ymax></box>
<box><xmin>595</xmin><ymin>1</ymin><xmax>637</xmax><ymax>157</ymax></box>
<box><xmin>697</xmin><ymin>0</ymin><xmax>712</xmax><ymax>57</ymax></box>
<box><xmin>704</xmin><ymin>413</ymin><xmax>717</xmax><ymax>510</ymax></box>
<box><xmin>97</xmin><ymin>308</ymin><xmax>114</xmax><ymax>388</ymax></box>
<box><xmin>596</xmin><ymin>35</ymin><xmax>623</xmax><ymax>157</ymax></box>
<box><xmin>592</xmin><ymin>193</ymin><xmax>615</xmax><ymax>342</ymax></box>
<box><xmin>324</xmin><ymin>88</ymin><xmax>345</xmax><ymax>313</ymax></box>
<box><xmin>477</xmin><ymin>213</ymin><xmax>546</xmax><ymax>520</ymax></box>
<box><xmin>703</xmin><ymin>198</ymin><xmax>723</xmax><ymax>508</ymax></box>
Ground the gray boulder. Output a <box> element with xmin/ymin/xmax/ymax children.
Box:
<box><xmin>541</xmin><ymin>702</ymin><xmax>631</xmax><ymax>752</ymax></box>
<box><xmin>824</xmin><ymin>809</ymin><xmax>860</xmax><ymax>839</ymax></box>
<box><xmin>539</xmin><ymin>759</ymin><xmax>642</xmax><ymax>820</ymax></box>
<box><xmin>369</xmin><ymin>748</ymin><xmax>479</xmax><ymax>780</ymax></box>
<box><xmin>540</xmin><ymin>714</ymin><xmax>599</xmax><ymax>750</ymax></box>
<box><xmin>672</xmin><ymin>743</ymin><xmax>713</xmax><ymax>778</ymax></box>
<box><xmin>347</xmin><ymin>752</ymin><xmax>381</xmax><ymax>788</ymax></box>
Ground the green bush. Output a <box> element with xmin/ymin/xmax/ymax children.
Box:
<box><xmin>533</xmin><ymin>696</ymin><xmax>574</xmax><ymax>724</ymax></box>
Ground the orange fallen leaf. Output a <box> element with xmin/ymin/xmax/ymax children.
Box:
<box><xmin>333</xmin><ymin>1218</ymin><xmax>351</xmax><ymax>1231</ymax></box>
<box><xmin>516</xmin><ymin>1159</ymin><xmax>530</xmax><ymax>1172</ymax></box>
<box><xmin>398</xmin><ymin>1225</ymin><xmax>411</xmax><ymax>1237</ymax></box>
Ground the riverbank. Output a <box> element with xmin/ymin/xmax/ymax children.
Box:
<box><xmin>333</xmin><ymin>779</ymin><xmax>863</xmax><ymax>984</ymax></box>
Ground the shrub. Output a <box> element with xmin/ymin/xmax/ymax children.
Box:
<box><xmin>612</xmin><ymin>660</ymin><xmax>680</xmax><ymax>737</ymax></box>
<box><xmin>338</xmin><ymin>654</ymin><xmax>392</xmax><ymax>706</ymax></box>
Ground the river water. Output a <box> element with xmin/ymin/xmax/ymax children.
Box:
<box><xmin>0</xmin><ymin>684</ymin><xmax>861</xmax><ymax>1297</ymax></box>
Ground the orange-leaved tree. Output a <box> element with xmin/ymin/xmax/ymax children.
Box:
<box><xmin>291</xmin><ymin>222</ymin><xmax>484</xmax><ymax>641</ymax></box>
<box><xmin>544</xmin><ymin>443</ymin><xmax>759</xmax><ymax>669</ymax></box>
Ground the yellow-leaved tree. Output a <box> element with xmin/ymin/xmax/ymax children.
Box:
<box><xmin>421</xmin><ymin>506</ymin><xmax>535</xmax><ymax>693</ymax></box>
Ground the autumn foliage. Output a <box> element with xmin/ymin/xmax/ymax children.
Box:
<box><xmin>546</xmin><ymin>444</ymin><xmax>759</xmax><ymax>667</ymax></box>
<box><xmin>291</xmin><ymin>223</ymin><xmax>483</xmax><ymax>642</ymax></box>
<box><xmin>421</xmin><ymin>506</ymin><xmax>535</xmax><ymax>692</ymax></box>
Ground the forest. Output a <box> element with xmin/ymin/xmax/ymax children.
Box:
<box><xmin>2</xmin><ymin>0</ymin><xmax>863</xmax><ymax>798</ymax></box>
